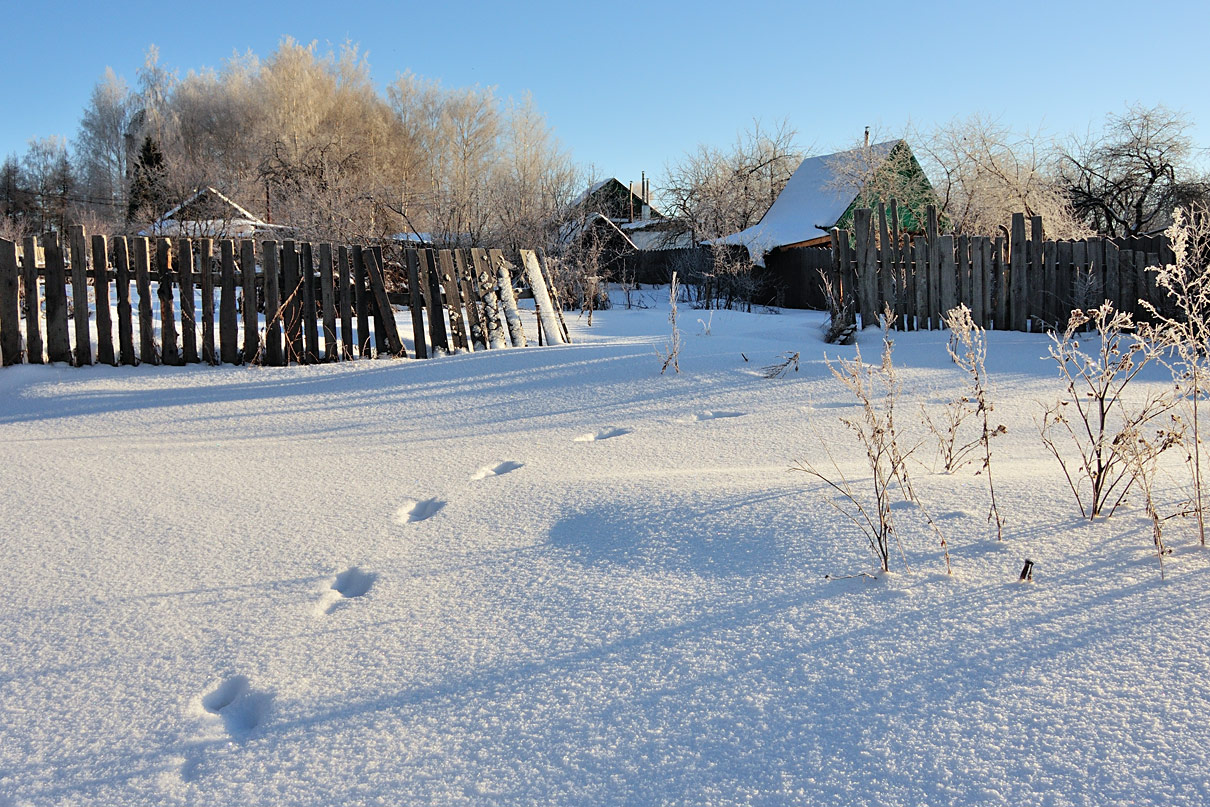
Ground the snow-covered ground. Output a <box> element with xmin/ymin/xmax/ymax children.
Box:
<box><xmin>2</xmin><ymin>290</ymin><xmax>1208</xmax><ymax>806</ymax></box>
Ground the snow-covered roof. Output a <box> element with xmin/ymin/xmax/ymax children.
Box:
<box><xmin>716</xmin><ymin>140</ymin><xmax>902</xmax><ymax>256</ymax></box>
<box><xmin>156</xmin><ymin>187</ymin><xmax>269</xmax><ymax>228</ymax></box>
<box><xmin>572</xmin><ymin>178</ymin><xmax>613</xmax><ymax>208</ymax></box>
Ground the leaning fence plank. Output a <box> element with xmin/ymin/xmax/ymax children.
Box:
<box><xmin>67</xmin><ymin>226</ymin><xmax>92</xmax><ymax>366</ymax></box>
<box><xmin>519</xmin><ymin>249</ymin><xmax>563</xmax><ymax>345</ymax></box>
<box><xmin>301</xmin><ymin>243</ymin><xmax>319</xmax><ymax>363</ymax></box>
<box><xmin>490</xmin><ymin>249</ymin><xmax>527</xmax><ymax>347</ymax></box>
<box><xmin>404</xmin><ymin>248</ymin><xmax>427</xmax><ymax>359</ymax></box>
<box><xmin>536</xmin><ymin>249</ymin><xmax>571</xmax><ymax>343</ymax></box>
<box><xmin>219</xmin><ymin>240</ymin><xmax>238</xmax><ymax>364</ymax></box>
<box><xmin>364</xmin><ymin>247</ymin><xmax>404</xmax><ymax>357</ymax></box>
<box><xmin>371</xmin><ymin>247</ymin><xmax>389</xmax><ymax>355</ymax></box>
<box><xmin>176</xmin><ymin>238</ymin><xmax>197</xmax><ymax>363</ymax></box>
<box><xmin>0</xmin><ymin>239</ymin><xmax>19</xmax><ymax>365</ymax></box>
<box><xmin>240</xmin><ymin>240</ymin><xmax>258</xmax><ymax>363</ymax></box>
<box><xmin>21</xmin><ymin>236</ymin><xmax>43</xmax><ymax>364</ymax></box>
<box><xmin>90</xmin><ymin>235</ymin><xmax>114</xmax><ymax>365</ymax></box>
<box><xmin>263</xmin><ymin>240</ymin><xmax>283</xmax><ymax>366</ymax></box>
<box><xmin>453</xmin><ymin>249</ymin><xmax>484</xmax><ymax>351</ymax></box>
<box><xmin>43</xmin><ymin>233</ymin><xmax>71</xmax><ymax>363</ymax></box>
<box><xmin>422</xmin><ymin>249</ymin><xmax>450</xmax><ymax>353</ymax></box>
<box><xmin>318</xmin><ymin>244</ymin><xmax>337</xmax><ymax>361</ymax></box>
<box><xmin>198</xmin><ymin>239</ymin><xmax>215</xmax><ymax>364</ymax></box>
<box><xmin>437</xmin><ymin>250</ymin><xmax>468</xmax><ymax>351</ymax></box>
<box><xmin>474</xmin><ymin>248</ymin><xmax>508</xmax><ymax>348</ymax></box>
<box><xmin>113</xmin><ymin>237</ymin><xmax>135</xmax><ymax>365</ymax></box>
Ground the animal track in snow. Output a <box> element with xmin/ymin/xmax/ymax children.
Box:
<box><xmin>394</xmin><ymin>497</ymin><xmax>446</xmax><ymax>524</ymax></box>
<box><xmin>677</xmin><ymin>410</ymin><xmax>744</xmax><ymax>423</ymax></box>
<box><xmin>196</xmin><ymin>675</ymin><xmax>273</xmax><ymax>740</ymax></box>
<box><xmin>317</xmin><ymin>566</ymin><xmax>378</xmax><ymax>614</ymax></box>
<box><xmin>574</xmin><ymin>427</ymin><xmax>632</xmax><ymax>442</ymax></box>
<box><xmin>472</xmin><ymin>460</ymin><xmax>524</xmax><ymax>480</ymax></box>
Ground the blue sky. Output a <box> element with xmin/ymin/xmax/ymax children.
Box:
<box><xmin>4</xmin><ymin>0</ymin><xmax>1207</xmax><ymax>196</ymax></box>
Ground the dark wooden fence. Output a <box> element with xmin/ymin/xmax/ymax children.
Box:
<box><xmin>0</xmin><ymin>226</ymin><xmax>569</xmax><ymax>368</ymax></box>
<box><xmin>772</xmin><ymin>203</ymin><xmax>1175</xmax><ymax>331</ymax></box>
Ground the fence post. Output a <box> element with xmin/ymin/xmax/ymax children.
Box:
<box><xmin>939</xmin><ymin>235</ymin><xmax>957</xmax><ymax>320</ymax></box>
<box><xmin>240</xmin><ymin>240</ymin><xmax>258</xmax><ymax>364</ymax></box>
<box><xmin>262</xmin><ymin>240</ymin><xmax>282</xmax><ymax>366</ymax></box>
<box><xmin>404</xmin><ymin>248</ymin><xmax>427</xmax><ymax>358</ymax></box>
<box><xmin>113</xmin><ymin>236</ymin><xmax>136</xmax><ymax>366</ymax></box>
<box><xmin>199</xmin><ymin>238</ymin><xmax>215</xmax><ymax>365</ymax></box>
<box><xmin>0</xmin><ymin>239</ymin><xmax>19</xmax><ymax>366</ymax></box>
<box><xmin>134</xmin><ymin>237</ymin><xmax>156</xmax><ymax>365</ymax></box>
<box><xmin>318</xmin><ymin>244</ymin><xmax>337</xmax><ymax>362</ymax></box>
<box><xmin>853</xmin><ymin>208</ymin><xmax>876</xmax><ymax>327</ymax></box>
<box><xmin>92</xmin><ymin>234</ymin><xmax>115</xmax><ymax>366</ymax></box>
<box><xmin>177</xmin><ymin>238</ymin><xmax>197</xmax><ymax>363</ymax></box>
<box><xmin>43</xmin><ymin>232</ymin><xmax>72</xmax><ymax>363</ymax></box>
<box><xmin>1009</xmin><ymin>214</ymin><xmax>1027</xmax><ymax>330</ymax></box>
<box><xmin>68</xmin><ymin>225</ymin><xmax>92</xmax><ymax>366</ymax></box>
<box><xmin>21</xmin><ymin>236</ymin><xmax>43</xmax><ymax>364</ymax></box>
<box><xmin>219</xmin><ymin>240</ymin><xmax>238</xmax><ymax>364</ymax></box>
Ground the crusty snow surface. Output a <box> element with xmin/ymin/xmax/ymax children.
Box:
<box><xmin>2</xmin><ymin>293</ymin><xmax>1208</xmax><ymax>806</ymax></box>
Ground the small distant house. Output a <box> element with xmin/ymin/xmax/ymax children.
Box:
<box><xmin>150</xmin><ymin>187</ymin><xmax>284</xmax><ymax>239</ymax></box>
<box><xmin>717</xmin><ymin>140</ymin><xmax>936</xmax><ymax>259</ymax></box>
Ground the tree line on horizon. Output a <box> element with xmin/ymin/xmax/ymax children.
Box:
<box><xmin>0</xmin><ymin>38</ymin><xmax>1206</xmax><ymax>258</ymax></box>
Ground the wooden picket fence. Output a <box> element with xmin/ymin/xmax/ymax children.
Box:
<box><xmin>0</xmin><ymin>226</ymin><xmax>571</xmax><ymax>368</ymax></box>
<box><xmin>811</xmin><ymin>203</ymin><xmax>1174</xmax><ymax>331</ymax></box>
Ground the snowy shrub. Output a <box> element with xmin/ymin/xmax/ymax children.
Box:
<box><xmin>1143</xmin><ymin>204</ymin><xmax>1210</xmax><ymax>545</ymax></box>
<box><xmin>658</xmin><ymin>273</ymin><xmax>681</xmax><ymax>374</ymax></box>
<box><xmin>1039</xmin><ymin>303</ymin><xmax>1177</xmax><ymax>520</ymax></box>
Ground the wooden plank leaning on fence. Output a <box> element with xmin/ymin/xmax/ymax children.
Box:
<box><xmin>0</xmin><ymin>239</ymin><xmax>19</xmax><ymax>366</ymax></box>
<box><xmin>113</xmin><ymin>236</ymin><xmax>136</xmax><ymax>365</ymax></box>
<box><xmin>490</xmin><ymin>249</ymin><xmax>527</xmax><ymax>347</ymax></box>
<box><xmin>437</xmin><ymin>250</ymin><xmax>468</xmax><ymax>351</ymax></box>
<box><xmin>364</xmin><ymin>247</ymin><xmax>405</xmax><ymax>357</ymax></box>
<box><xmin>536</xmin><ymin>250</ymin><xmax>571</xmax><ymax>343</ymax></box>
<box><xmin>472</xmin><ymin>247</ymin><xmax>508</xmax><ymax>349</ymax></box>
<box><xmin>519</xmin><ymin>248</ymin><xmax>565</xmax><ymax>345</ymax></box>
<box><xmin>403</xmin><ymin>248</ymin><xmax>427</xmax><ymax>359</ymax></box>
<box><xmin>453</xmin><ymin>249</ymin><xmax>485</xmax><ymax>351</ymax></box>
<box><xmin>421</xmin><ymin>249</ymin><xmax>450</xmax><ymax>353</ymax></box>
<box><xmin>92</xmin><ymin>234</ymin><xmax>114</xmax><ymax>366</ymax></box>
<box><xmin>21</xmin><ymin>236</ymin><xmax>43</xmax><ymax>364</ymax></box>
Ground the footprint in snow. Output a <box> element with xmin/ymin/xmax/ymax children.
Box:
<box><xmin>574</xmin><ymin>427</ymin><xmax>632</xmax><ymax>442</ymax></box>
<box><xmin>677</xmin><ymin>411</ymin><xmax>744</xmax><ymax>423</ymax></box>
<box><xmin>394</xmin><ymin>497</ymin><xmax>446</xmax><ymax>524</ymax></box>
<box><xmin>197</xmin><ymin>675</ymin><xmax>273</xmax><ymax>740</ymax></box>
<box><xmin>317</xmin><ymin>566</ymin><xmax>378</xmax><ymax>615</ymax></box>
<box><xmin>472</xmin><ymin>460</ymin><xmax>524</xmax><ymax>480</ymax></box>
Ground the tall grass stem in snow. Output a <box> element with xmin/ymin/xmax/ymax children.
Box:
<box><xmin>659</xmin><ymin>272</ymin><xmax>681</xmax><ymax>374</ymax></box>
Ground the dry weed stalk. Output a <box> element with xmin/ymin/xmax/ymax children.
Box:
<box><xmin>794</xmin><ymin>311</ymin><xmax>950</xmax><ymax>573</ymax></box>
<box><xmin>942</xmin><ymin>304</ymin><xmax>1007</xmax><ymax>539</ymax></box>
<box><xmin>658</xmin><ymin>272</ymin><xmax>681</xmax><ymax>374</ymax></box>
<box><xmin>1039</xmin><ymin>303</ymin><xmax>1177</xmax><ymax>519</ymax></box>
<box><xmin>1143</xmin><ymin>204</ymin><xmax>1210</xmax><ymax>545</ymax></box>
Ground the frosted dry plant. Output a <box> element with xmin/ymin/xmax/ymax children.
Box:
<box><xmin>658</xmin><ymin>272</ymin><xmax>681</xmax><ymax>374</ymax></box>
<box><xmin>1143</xmin><ymin>204</ymin><xmax>1210</xmax><ymax>545</ymax></box>
<box><xmin>1039</xmin><ymin>303</ymin><xmax>1177</xmax><ymax>519</ymax></box>
<box><xmin>941</xmin><ymin>304</ymin><xmax>1007</xmax><ymax>540</ymax></box>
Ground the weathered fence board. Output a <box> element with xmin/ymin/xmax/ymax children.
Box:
<box><xmin>318</xmin><ymin>244</ymin><xmax>337</xmax><ymax>362</ymax></box>
<box><xmin>403</xmin><ymin>248</ymin><xmax>427</xmax><ymax>359</ymax></box>
<box><xmin>21</xmin><ymin>236</ymin><xmax>43</xmax><ymax>364</ymax></box>
<box><xmin>68</xmin><ymin>226</ymin><xmax>92</xmax><ymax>366</ymax></box>
<box><xmin>240</xmin><ymin>240</ymin><xmax>257</xmax><ymax>363</ymax></box>
<box><xmin>113</xmin><ymin>236</ymin><xmax>136</xmax><ymax>366</ymax></box>
<box><xmin>92</xmin><ymin>234</ymin><xmax>114</xmax><ymax>365</ymax></box>
<box><xmin>0</xmin><ymin>239</ymin><xmax>19</xmax><ymax>365</ymax></box>
<box><xmin>199</xmin><ymin>239</ymin><xmax>215</xmax><ymax>365</ymax></box>
<box><xmin>491</xmin><ymin>249</ymin><xmax>527</xmax><ymax>348</ymax></box>
<box><xmin>437</xmin><ymin>249</ymin><xmax>468</xmax><ymax>351</ymax></box>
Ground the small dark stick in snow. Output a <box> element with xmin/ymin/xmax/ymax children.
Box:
<box><xmin>1019</xmin><ymin>558</ymin><xmax>1034</xmax><ymax>582</ymax></box>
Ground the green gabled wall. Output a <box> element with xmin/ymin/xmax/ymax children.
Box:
<box><xmin>833</xmin><ymin>141</ymin><xmax>941</xmax><ymax>233</ymax></box>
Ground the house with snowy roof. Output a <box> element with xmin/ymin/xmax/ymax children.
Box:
<box><xmin>149</xmin><ymin>187</ymin><xmax>287</xmax><ymax>239</ymax></box>
<box><xmin>717</xmin><ymin>140</ymin><xmax>936</xmax><ymax>261</ymax></box>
